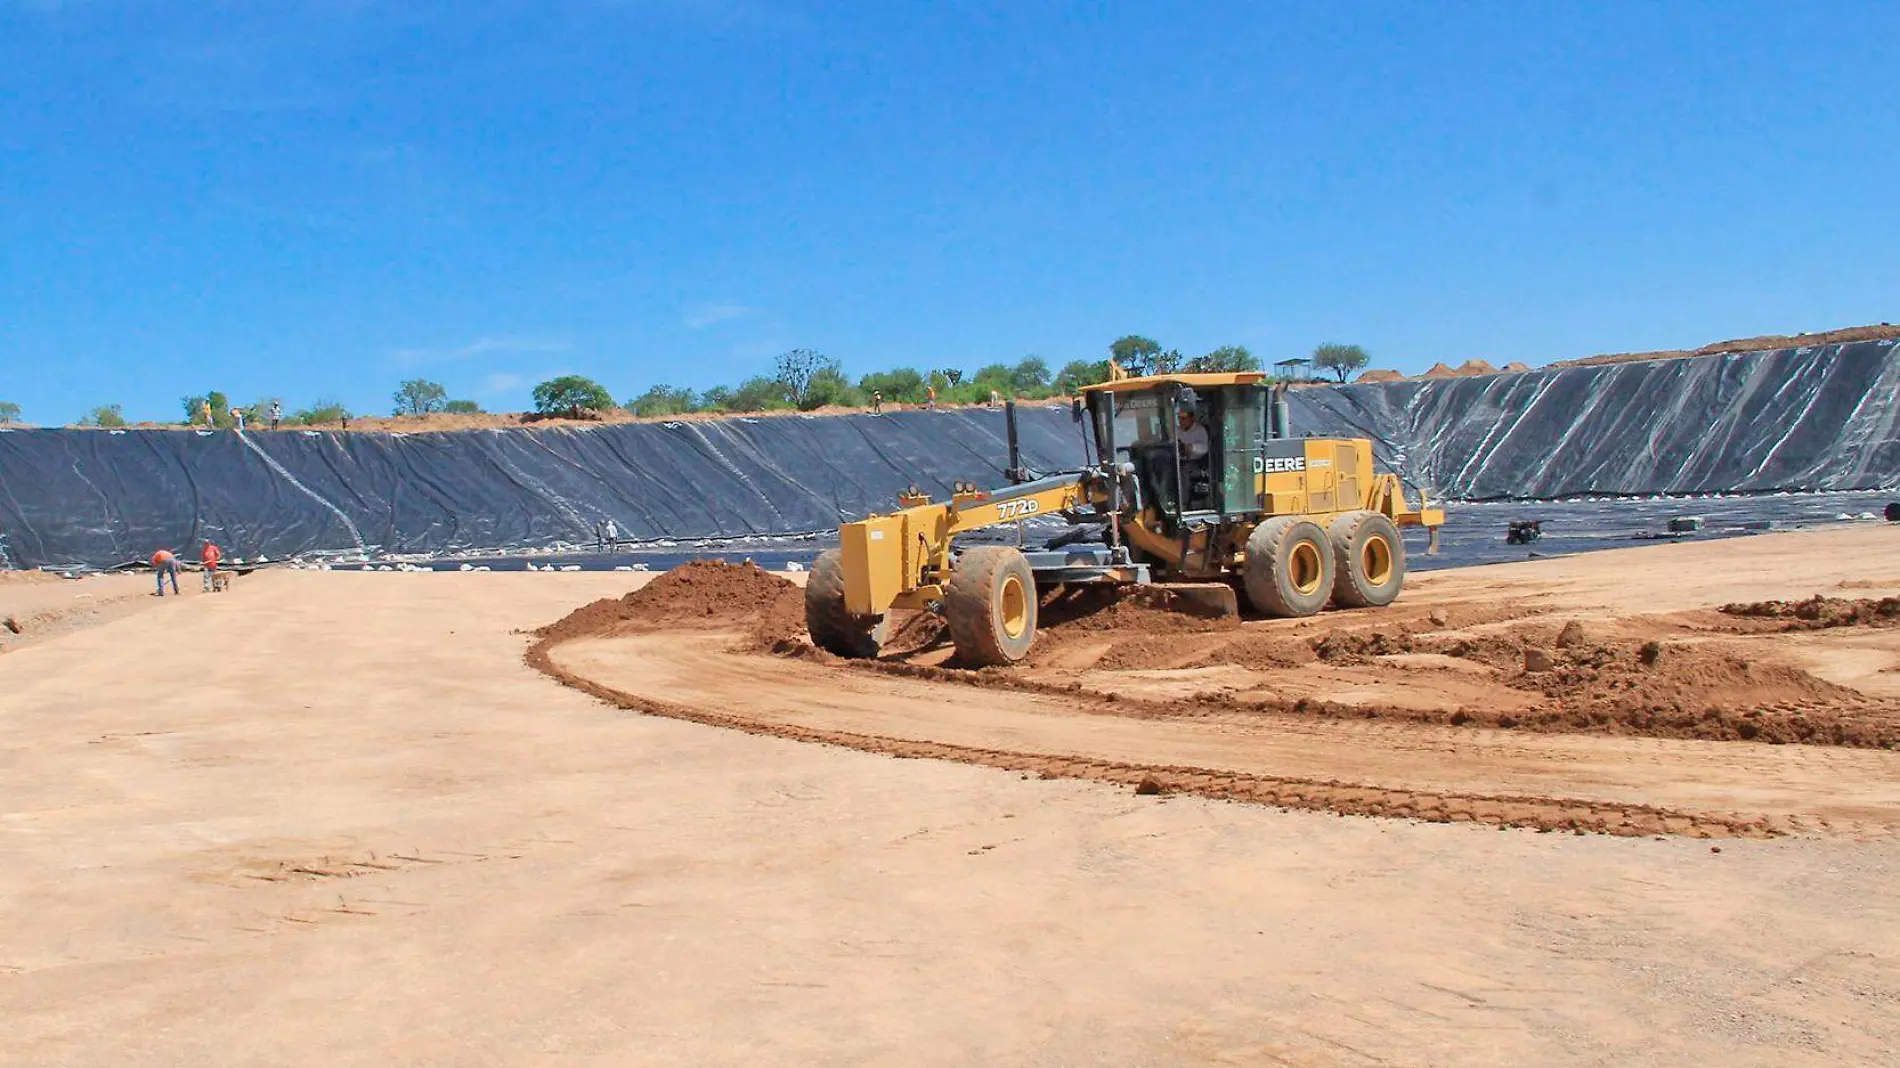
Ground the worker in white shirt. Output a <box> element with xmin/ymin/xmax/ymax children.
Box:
<box><xmin>1176</xmin><ymin>408</ymin><xmax>1209</xmax><ymax>460</ymax></box>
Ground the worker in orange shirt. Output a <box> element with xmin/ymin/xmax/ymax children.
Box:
<box><xmin>152</xmin><ymin>549</ymin><xmax>181</xmax><ymax>597</ymax></box>
<box><xmin>200</xmin><ymin>540</ymin><xmax>223</xmax><ymax>592</ymax></box>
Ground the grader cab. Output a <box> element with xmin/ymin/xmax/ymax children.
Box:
<box><xmin>805</xmin><ymin>371</ymin><xmax>1444</xmax><ymax>666</ymax></box>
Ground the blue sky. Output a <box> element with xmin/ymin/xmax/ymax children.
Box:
<box><xmin>3</xmin><ymin>0</ymin><xmax>1895</xmax><ymax>424</ymax></box>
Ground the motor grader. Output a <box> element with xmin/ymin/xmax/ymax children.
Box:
<box><xmin>806</xmin><ymin>369</ymin><xmax>1444</xmax><ymax>666</ymax></box>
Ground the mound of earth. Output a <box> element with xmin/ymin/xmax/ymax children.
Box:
<box><xmin>1548</xmin><ymin>323</ymin><xmax>1900</xmax><ymax>369</ymax></box>
<box><xmin>1502</xmin><ymin>361</ymin><xmax>1532</xmax><ymax>373</ymax></box>
<box><xmin>1420</xmin><ymin>362</ymin><xmax>1458</xmax><ymax>379</ymax></box>
<box><xmin>534</xmin><ymin>560</ymin><xmax>805</xmax><ymax>649</ymax></box>
<box><xmin>1454</xmin><ymin>359</ymin><xmax>1499</xmax><ymax>376</ymax></box>
<box><xmin>1355</xmin><ymin>369</ymin><xmax>1406</xmax><ymax>384</ymax></box>
<box><xmin>1719</xmin><ymin>595</ymin><xmax>1900</xmax><ymax>630</ymax></box>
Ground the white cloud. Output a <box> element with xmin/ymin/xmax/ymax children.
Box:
<box><xmin>480</xmin><ymin>372</ymin><xmax>525</xmax><ymax>396</ymax></box>
<box><xmin>682</xmin><ymin>302</ymin><xmax>755</xmax><ymax>330</ymax></box>
<box><xmin>390</xmin><ymin>336</ymin><xmax>570</xmax><ymax>365</ymax></box>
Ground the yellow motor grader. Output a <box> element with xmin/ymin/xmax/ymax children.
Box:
<box><xmin>806</xmin><ymin>369</ymin><xmax>1444</xmax><ymax>666</ymax></box>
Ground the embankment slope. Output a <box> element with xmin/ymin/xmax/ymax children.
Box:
<box><xmin>2</xmin><ymin>339</ymin><xmax>1895</xmax><ymax>568</ymax></box>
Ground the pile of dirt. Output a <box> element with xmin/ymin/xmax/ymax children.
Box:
<box><xmin>881</xmin><ymin>610</ymin><xmax>948</xmax><ymax>657</ymax></box>
<box><xmin>532</xmin><ymin>560</ymin><xmax>804</xmax><ymax>650</ymax></box>
<box><xmin>1312</xmin><ymin>627</ymin><xmax>1419</xmax><ymax>662</ymax></box>
<box><xmin>1420</xmin><ymin>362</ymin><xmax>1458</xmax><ymax>379</ymax></box>
<box><xmin>1354</xmin><ymin>369</ymin><xmax>1406</xmax><ymax>384</ymax></box>
<box><xmin>1549</xmin><ymin>324</ymin><xmax>1900</xmax><ymax>369</ymax></box>
<box><xmin>1502</xmin><ymin>361</ymin><xmax>1532</xmax><ymax>373</ymax></box>
<box><xmin>1454</xmin><ymin>359</ymin><xmax>1499</xmax><ymax>376</ymax></box>
<box><xmin>1038</xmin><ymin>585</ymin><xmax>1238</xmax><ymax>635</ymax></box>
<box><xmin>1719</xmin><ymin>595</ymin><xmax>1900</xmax><ymax>631</ymax></box>
<box><xmin>1184</xmin><ymin>633</ymin><xmax>1317</xmax><ymax>670</ymax></box>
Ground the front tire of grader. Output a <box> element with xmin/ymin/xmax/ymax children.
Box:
<box><xmin>1327</xmin><ymin>510</ymin><xmax>1406</xmax><ymax>608</ymax></box>
<box><xmin>1241</xmin><ymin>516</ymin><xmax>1334</xmax><ymax>618</ymax></box>
<box><xmin>805</xmin><ymin>548</ymin><xmax>889</xmax><ymax>658</ymax></box>
<box><xmin>945</xmin><ymin>546</ymin><xmax>1039</xmax><ymax>666</ymax></box>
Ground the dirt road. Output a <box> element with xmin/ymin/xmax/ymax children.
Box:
<box><xmin>3</xmin><ymin>531</ymin><xmax>1899</xmax><ymax>1065</ymax></box>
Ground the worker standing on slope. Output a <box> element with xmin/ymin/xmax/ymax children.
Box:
<box><xmin>200</xmin><ymin>540</ymin><xmax>222</xmax><ymax>592</ymax></box>
<box><xmin>230</xmin><ymin>406</ymin><xmax>245</xmax><ymax>432</ymax></box>
<box><xmin>199</xmin><ymin>399</ymin><xmax>213</xmax><ymax>429</ymax></box>
<box><xmin>269</xmin><ymin>401</ymin><xmax>282</xmax><ymax>431</ymax></box>
<box><xmin>152</xmin><ymin>549</ymin><xmax>181</xmax><ymax>597</ymax></box>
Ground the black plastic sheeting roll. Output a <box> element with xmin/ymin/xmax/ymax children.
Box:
<box><xmin>1</xmin><ymin>340</ymin><xmax>1895</xmax><ymax>570</ymax></box>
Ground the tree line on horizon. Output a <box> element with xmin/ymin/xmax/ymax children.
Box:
<box><xmin>5</xmin><ymin>339</ymin><xmax>1369</xmax><ymax>428</ymax></box>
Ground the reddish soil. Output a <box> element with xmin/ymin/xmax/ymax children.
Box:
<box><xmin>533</xmin><ymin>563</ymin><xmax>1900</xmax><ymax>753</ymax></box>
<box><xmin>531</xmin><ymin>558</ymin><xmax>805</xmax><ymax>652</ymax></box>
<box><xmin>1719</xmin><ymin>595</ymin><xmax>1900</xmax><ymax>631</ymax></box>
<box><xmin>526</xmin><ymin>538</ymin><xmax>1900</xmax><ymax>840</ymax></box>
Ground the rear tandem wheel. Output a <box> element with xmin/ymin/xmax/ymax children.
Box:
<box><xmin>1240</xmin><ymin>515</ymin><xmax>1334</xmax><ymax>618</ymax></box>
<box><xmin>1327</xmin><ymin>510</ymin><xmax>1406</xmax><ymax>608</ymax></box>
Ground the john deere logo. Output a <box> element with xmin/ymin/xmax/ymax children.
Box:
<box><xmin>1253</xmin><ymin>456</ymin><xmax>1306</xmax><ymax>474</ymax></box>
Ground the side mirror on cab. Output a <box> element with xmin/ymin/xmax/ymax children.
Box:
<box><xmin>1071</xmin><ymin>398</ymin><xmax>1085</xmax><ymax>423</ymax></box>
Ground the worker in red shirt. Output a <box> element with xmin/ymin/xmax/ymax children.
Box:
<box><xmin>152</xmin><ymin>549</ymin><xmax>181</xmax><ymax>597</ymax></box>
<box><xmin>200</xmin><ymin>541</ymin><xmax>223</xmax><ymax>592</ymax></box>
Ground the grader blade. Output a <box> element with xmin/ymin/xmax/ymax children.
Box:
<box><xmin>1137</xmin><ymin>583</ymin><xmax>1240</xmax><ymax>621</ymax></box>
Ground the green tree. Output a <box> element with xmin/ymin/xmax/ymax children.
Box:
<box><xmin>1312</xmin><ymin>342</ymin><xmax>1370</xmax><ymax>383</ymax></box>
<box><xmin>1012</xmin><ymin>357</ymin><xmax>1052</xmax><ymax>394</ymax></box>
<box><xmin>857</xmin><ymin>367</ymin><xmax>927</xmax><ymax>404</ymax></box>
<box><xmin>182</xmin><ymin>391</ymin><xmax>234</xmax><ymax>428</ymax></box>
<box><xmin>970</xmin><ymin>362</ymin><xmax>1014</xmax><ymax>390</ymax></box>
<box><xmin>728</xmin><ymin>376</ymin><xmax>791</xmax><ymax>412</ymax></box>
<box><xmin>1109</xmin><ymin>335</ymin><xmax>1163</xmax><ymax>376</ymax></box>
<box><xmin>531</xmin><ymin>375</ymin><xmax>615</xmax><ymax>416</ymax></box>
<box><xmin>443</xmin><ymin>399</ymin><xmax>483</xmax><ymax>414</ymax></box>
<box><xmin>627</xmin><ymin>385</ymin><xmax>696</xmax><ymax>417</ymax></box>
<box><xmin>773</xmin><ymin>348</ymin><xmax>832</xmax><ymax>408</ymax></box>
<box><xmin>800</xmin><ymin>365</ymin><xmax>861</xmax><ymax>410</ymax></box>
<box><xmin>80</xmin><ymin>404</ymin><xmax>127</xmax><ymax>428</ymax></box>
<box><xmin>1054</xmin><ymin>359</ymin><xmax>1110</xmax><ymax>394</ymax></box>
<box><xmin>699</xmin><ymin>385</ymin><xmax>735</xmax><ymax>411</ymax></box>
<box><xmin>295</xmin><ymin>399</ymin><xmax>351</xmax><ymax>425</ymax></box>
<box><xmin>393</xmin><ymin>378</ymin><xmax>449</xmax><ymax>415</ymax></box>
<box><xmin>1186</xmin><ymin>345</ymin><xmax>1260</xmax><ymax>373</ymax></box>
<box><xmin>0</xmin><ymin>401</ymin><xmax>21</xmax><ymax>424</ymax></box>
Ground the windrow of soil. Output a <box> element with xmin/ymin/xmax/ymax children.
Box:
<box><xmin>530</xmin><ymin>565</ymin><xmax>1900</xmax><ymax>752</ymax></box>
<box><xmin>523</xmin><ymin>564</ymin><xmax>1776</xmax><ymax>839</ymax></box>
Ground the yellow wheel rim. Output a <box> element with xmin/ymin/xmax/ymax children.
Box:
<box><xmin>1361</xmin><ymin>534</ymin><xmax>1393</xmax><ymax>586</ymax></box>
<box><xmin>999</xmin><ymin>574</ymin><xmax>1030</xmax><ymax>639</ymax></box>
<box><xmin>1289</xmin><ymin>541</ymin><xmax>1323</xmax><ymax>596</ymax></box>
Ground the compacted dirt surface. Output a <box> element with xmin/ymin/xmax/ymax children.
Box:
<box><xmin>4</xmin><ymin>527</ymin><xmax>1900</xmax><ymax>1066</ymax></box>
<box><xmin>0</xmin><ymin>570</ymin><xmax>161</xmax><ymax>654</ymax></box>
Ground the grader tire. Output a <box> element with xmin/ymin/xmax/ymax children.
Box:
<box><xmin>805</xmin><ymin>549</ymin><xmax>889</xmax><ymax>658</ymax></box>
<box><xmin>945</xmin><ymin>546</ymin><xmax>1038</xmax><ymax>666</ymax></box>
<box><xmin>1327</xmin><ymin>511</ymin><xmax>1406</xmax><ymax>608</ymax></box>
<box><xmin>1241</xmin><ymin>516</ymin><xmax>1334</xmax><ymax>618</ymax></box>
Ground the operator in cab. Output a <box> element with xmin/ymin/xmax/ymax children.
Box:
<box><xmin>1176</xmin><ymin>406</ymin><xmax>1212</xmax><ymax>508</ymax></box>
<box><xmin>1176</xmin><ymin>408</ymin><xmax>1209</xmax><ymax>461</ymax></box>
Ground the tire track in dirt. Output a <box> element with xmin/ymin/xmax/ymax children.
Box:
<box><xmin>525</xmin><ymin>631</ymin><xmax>1775</xmax><ymax>840</ymax></box>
